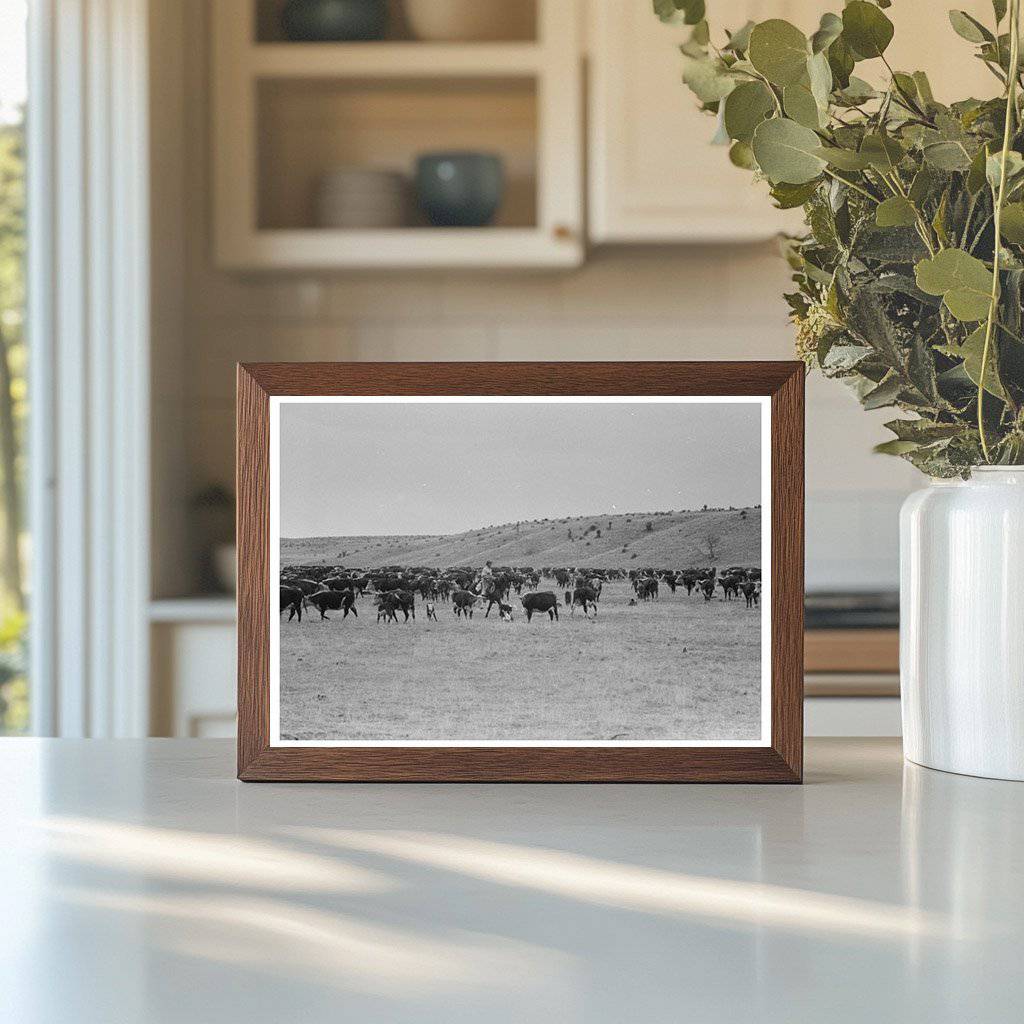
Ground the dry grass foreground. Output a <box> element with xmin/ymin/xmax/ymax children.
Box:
<box><xmin>279</xmin><ymin>580</ymin><xmax>762</xmax><ymax>742</ymax></box>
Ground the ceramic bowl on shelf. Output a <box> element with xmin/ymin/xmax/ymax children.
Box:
<box><xmin>414</xmin><ymin>152</ymin><xmax>504</xmax><ymax>227</ymax></box>
<box><xmin>403</xmin><ymin>0</ymin><xmax>534</xmax><ymax>42</ymax></box>
<box><xmin>314</xmin><ymin>167</ymin><xmax>409</xmax><ymax>228</ymax></box>
<box><xmin>280</xmin><ymin>0</ymin><xmax>388</xmax><ymax>42</ymax></box>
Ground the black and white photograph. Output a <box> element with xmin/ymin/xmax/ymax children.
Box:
<box><xmin>270</xmin><ymin>396</ymin><xmax>770</xmax><ymax>746</ymax></box>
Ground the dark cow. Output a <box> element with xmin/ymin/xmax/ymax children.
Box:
<box><xmin>498</xmin><ymin>602</ymin><xmax>514</xmax><ymax>622</ymax></box>
<box><xmin>306</xmin><ymin>589</ymin><xmax>357</xmax><ymax>621</ymax></box>
<box><xmin>569</xmin><ymin>585</ymin><xmax>600</xmax><ymax>618</ymax></box>
<box><xmin>380</xmin><ymin>589</ymin><xmax>415</xmax><ymax>622</ymax></box>
<box><xmin>700</xmin><ymin>577</ymin><xmax>717</xmax><ymax>601</ymax></box>
<box><xmin>741</xmin><ymin>580</ymin><xmax>761</xmax><ymax>609</ymax></box>
<box><xmin>521</xmin><ymin>591</ymin><xmax>559</xmax><ymax>622</ymax></box>
<box><xmin>452</xmin><ymin>589</ymin><xmax>479</xmax><ymax>619</ymax></box>
<box><xmin>280</xmin><ymin>585</ymin><xmax>304</xmax><ymax>622</ymax></box>
<box><xmin>376</xmin><ymin>592</ymin><xmax>400</xmax><ymax>624</ymax></box>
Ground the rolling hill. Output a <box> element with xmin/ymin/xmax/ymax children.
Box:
<box><xmin>281</xmin><ymin>506</ymin><xmax>761</xmax><ymax>569</ymax></box>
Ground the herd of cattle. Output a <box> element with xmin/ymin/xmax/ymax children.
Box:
<box><xmin>279</xmin><ymin>564</ymin><xmax>762</xmax><ymax>624</ymax></box>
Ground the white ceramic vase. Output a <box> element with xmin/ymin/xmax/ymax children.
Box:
<box><xmin>900</xmin><ymin>467</ymin><xmax>1024</xmax><ymax>780</ymax></box>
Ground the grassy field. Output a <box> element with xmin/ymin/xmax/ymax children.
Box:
<box><xmin>281</xmin><ymin>506</ymin><xmax>760</xmax><ymax>570</ymax></box>
<box><xmin>279</xmin><ymin>580</ymin><xmax>762</xmax><ymax>742</ymax></box>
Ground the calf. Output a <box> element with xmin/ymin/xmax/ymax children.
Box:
<box><xmin>498</xmin><ymin>602</ymin><xmax>514</xmax><ymax>622</ymax></box>
<box><xmin>521</xmin><ymin>591</ymin><xmax>559</xmax><ymax>622</ymax></box>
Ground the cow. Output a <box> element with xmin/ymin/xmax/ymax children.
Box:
<box><xmin>521</xmin><ymin>591</ymin><xmax>559</xmax><ymax>622</ymax></box>
<box><xmin>306</xmin><ymin>588</ymin><xmax>357</xmax><ymax>621</ymax></box>
<box><xmin>452</xmin><ymin>589</ymin><xmax>479</xmax><ymax>619</ymax></box>
<box><xmin>381</xmin><ymin>589</ymin><xmax>415</xmax><ymax>622</ymax></box>
<box><xmin>741</xmin><ymin>580</ymin><xmax>761</xmax><ymax>609</ymax></box>
<box><xmin>719</xmin><ymin>575</ymin><xmax>742</xmax><ymax>601</ymax></box>
<box><xmin>376</xmin><ymin>592</ymin><xmax>400</xmax><ymax>624</ymax></box>
<box><xmin>700</xmin><ymin>577</ymin><xmax>717</xmax><ymax>602</ymax></box>
<box><xmin>280</xmin><ymin>585</ymin><xmax>304</xmax><ymax>622</ymax></box>
<box><xmin>425</xmin><ymin>600</ymin><xmax>438</xmax><ymax>621</ymax></box>
<box><xmin>569</xmin><ymin>585</ymin><xmax>600</xmax><ymax>619</ymax></box>
<box><xmin>498</xmin><ymin>602</ymin><xmax>514</xmax><ymax>622</ymax></box>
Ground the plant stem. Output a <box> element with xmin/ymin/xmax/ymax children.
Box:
<box><xmin>821</xmin><ymin>167</ymin><xmax>879</xmax><ymax>203</ymax></box>
<box><xmin>979</xmin><ymin>0</ymin><xmax>1021</xmax><ymax>463</ymax></box>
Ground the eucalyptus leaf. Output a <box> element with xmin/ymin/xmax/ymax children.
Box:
<box><xmin>860</xmin><ymin>133</ymin><xmax>906</xmax><ymax>173</ymax></box>
<box><xmin>748</xmin><ymin>19</ymin><xmax>809</xmax><ymax>87</ymax></box>
<box><xmin>783</xmin><ymin>83</ymin><xmax>822</xmax><ymax>129</ymax></box>
<box><xmin>807</xmin><ymin>51</ymin><xmax>833</xmax><ymax>111</ymax></box>
<box><xmin>724</xmin><ymin>20</ymin><xmax>755</xmax><ymax>53</ymax></box>
<box><xmin>653</xmin><ymin>0</ymin><xmax>705</xmax><ymax>26</ymax></box>
<box><xmin>923</xmin><ymin>140</ymin><xmax>973</xmax><ymax>171</ymax></box>
<box><xmin>752</xmin><ymin>117</ymin><xmax>826</xmax><ymax>184</ymax></box>
<box><xmin>862</xmin><ymin>375</ymin><xmax>902</xmax><ymax>409</ymax></box>
<box><xmin>967</xmin><ymin>143</ymin><xmax>993</xmax><ymax>193</ymax></box>
<box><xmin>681</xmin><ymin>55</ymin><xmax>737</xmax><ymax>103</ymax></box>
<box><xmin>723</xmin><ymin>81</ymin><xmax>775</xmax><ymax>144</ymax></box>
<box><xmin>810</xmin><ymin>12</ymin><xmax>843</xmax><ymax>54</ymax></box>
<box><xmin>842</xmin><ymin>1</ymin><xmax>895</xmax><ymax>60</ymax></box>
<box><xmin>836</xmin><ymin>76</ymin><xmax>878</xmax><ymax>105</ymax></box>
<box><xmin>827</xmin><ymin>35</ymin><xmax>855</xmax><ymax>89</ymax></box>
<box><xmin>770</xmin><ymin>179</ymin><xmax>820</xmax><ymax>209</ymax></box>
<box><xmin>1000</xmin><ymin>202</ymin><xmax>1024</xmax><ymax>243</ymax></box>
<box><xmin>915</xmin><ymin>249</ymin><xmax>994</xmax><ymax>321</ymax></box>
<box><xmin>874</xmin><ymin>439</ymin><xmax>921</xmax><ymax>455</ymax></box>
<box><xmin>884</xmin><ymin>419</ymin><xmax>963</xmax><ymax>443</ymax></box>
<box><xmin>876</xmin><ymin>196</ymin><xmax>918</xmax><ymax>228</ymax></box>
<box><xmin>958</xmin><ymin>324</ymin><xmax>1007</xmax><ymax>398</ymax></box>
<box><xmin>948</xmin><ymin>10</ymin><xmax>993</xmax><ymax>44</ymax></box>
<box><xmin>815</xmin><ymin>146</ymin><xmax>872</xmax><ymax>171</ymax></box>
<box><xmin>986</xmin><ymin>150</ymin><xmax>1024</xmax><ymax>190</ymax></box>
<box><xmin>729</xmin><ymin>140</ymin><xmax>758</xmax><ymax>170</ymax></box>
<box><xmin>912</xmin><ymin>71</ymin><xmax>935</xmax><ymax>105</ymax></box>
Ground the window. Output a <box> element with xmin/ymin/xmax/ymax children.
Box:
<box><xmin>0</xmin><ymin>0</ymin><xmax>28</xmax><ymax>734</ymax></box>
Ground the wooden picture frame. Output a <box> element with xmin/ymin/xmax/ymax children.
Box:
<box><xmin>237</xmin><ymin>362</ymin><xmax>804</xmax><ymax>782</ymax></box>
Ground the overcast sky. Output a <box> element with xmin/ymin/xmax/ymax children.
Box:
<box><xmin>279</xmin><ymin>400</ymin><xmax>762</xmax><ymax>537</ymax></box>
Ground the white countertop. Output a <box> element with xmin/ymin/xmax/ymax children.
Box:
<box><xmin>2</xmin><ymin>738</ymin><xmax>1021</xmax><ymax>1023</ymax></box>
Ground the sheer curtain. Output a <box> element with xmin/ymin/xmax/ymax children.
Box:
<box><xmin>28</xmin><ymin>0</ymin><xmax>150</xmax><ymax>736</ymax></box>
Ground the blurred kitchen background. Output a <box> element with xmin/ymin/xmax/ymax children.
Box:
<box><xmin>3</xmin><ymin>0</ymin><xmax>997</xmax><ymax>740</ymax></box>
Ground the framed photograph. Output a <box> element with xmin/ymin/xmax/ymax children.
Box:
<box><xmin>237</xmin><ymin>362</ymin><xmax>804</xmax><ymax>782</ymax></box>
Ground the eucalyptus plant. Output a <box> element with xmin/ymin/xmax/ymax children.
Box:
<box><xmin>659</xmin><ymin>0</ymin><xmax>1024</xmax><ymax>475</ymax></box>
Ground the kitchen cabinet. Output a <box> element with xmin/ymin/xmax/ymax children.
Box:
<box><xmin>587</xmin><ymin>0</ymin><xmax>999</xmax><ymax>244</ymax></box>
<box><xmin>212</xmin><ymin>0</ymin><xmax>583</xmax><ymax>269</ymax></box>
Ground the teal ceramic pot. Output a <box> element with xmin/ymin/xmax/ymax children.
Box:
<box><xmin>280</xmin><ymin>0</ymin><xmax>388</xmax><ymax>42</ymax></box>
<box><xmin>415</xmin><ymin>152</ymin><xmax>505</xmax><ymax>227</ymax></box>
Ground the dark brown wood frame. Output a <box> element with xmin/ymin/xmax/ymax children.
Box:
<box><xmin>237</xmin><ymin>362</ymin><xmax>804</xmax><ymax>782</ymax></box>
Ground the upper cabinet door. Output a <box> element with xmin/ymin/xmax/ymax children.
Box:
<box><xmin>587</xmin><ymin>1</ymin><xmax>1002</xmax><ymax>245</ymax></box>
<box><xmin>588</xmin><ymin>1</ymin><xmax>811</xmax><ymax>243</ymax></box>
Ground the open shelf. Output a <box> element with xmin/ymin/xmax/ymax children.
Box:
<box><xmin>257</xmin><ymin>76</ymin><xmax>538</xmax><ymax>232</ymax></box>
<box><xmin>249</xmin><ymin>42</ymin><xmax>545</xmax><ymax>78</ymax></box>
<box><xmin>149</xmin><ymin>597</ymin><xmax>237</xmax><ymax>624</ymax></box>
<box><xmin>254</xmin><ymin>0</ymin><xmax>538</xmax><ymax>45</ymax></box>
<box><xmin>212</xmin><ymin>0</ymin><xmax>582</xmax><ymax>268</ymax></box>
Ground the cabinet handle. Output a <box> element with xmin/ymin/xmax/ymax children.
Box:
<box><xmin>553</xmin><ymin>224</ymin><xmax>574</xmax><ymax>241</ymax></box>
